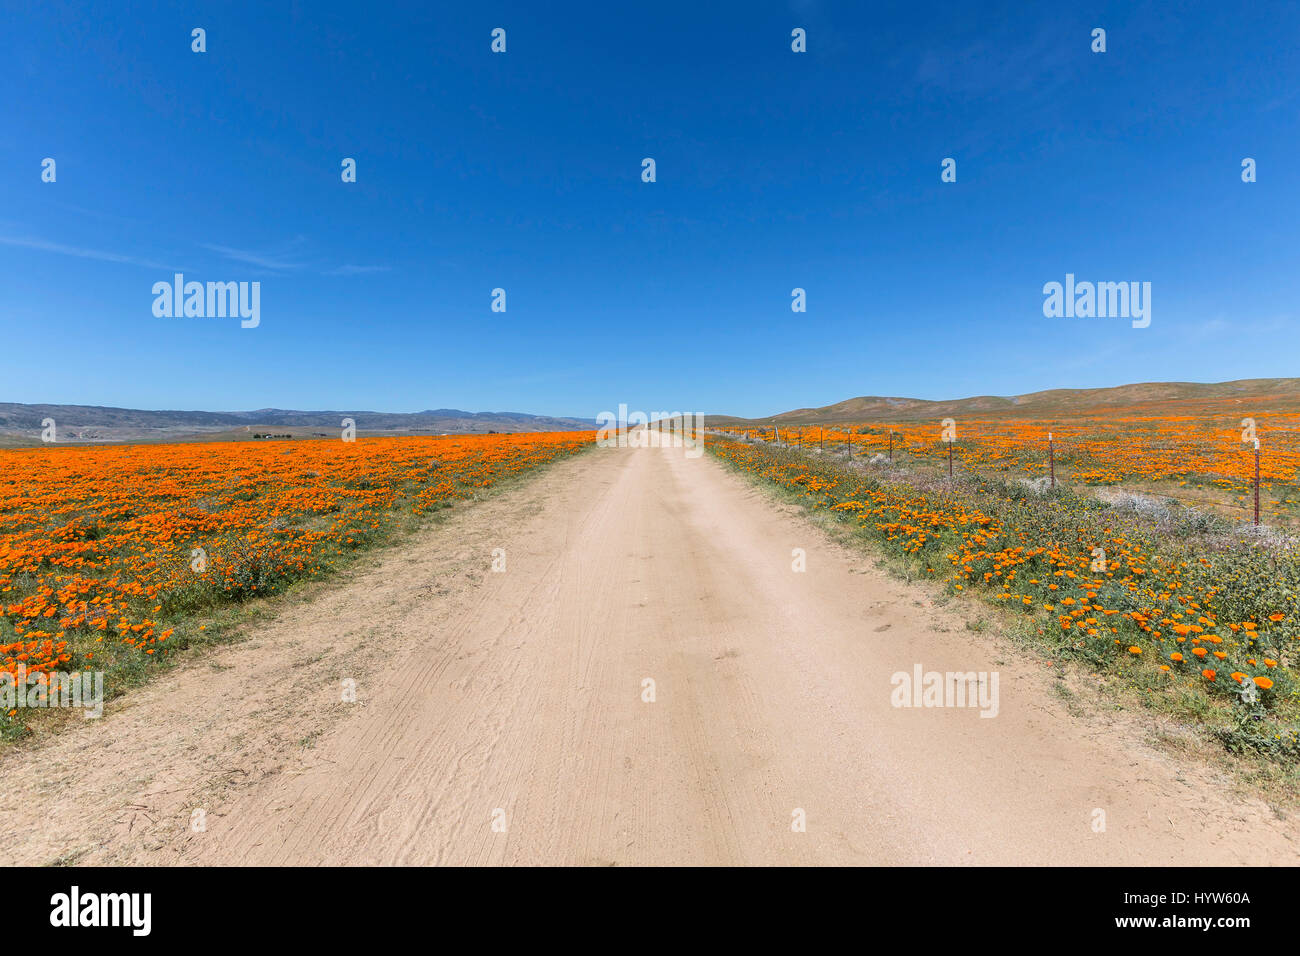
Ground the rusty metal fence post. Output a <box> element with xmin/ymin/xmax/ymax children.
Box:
<box><xmin>1049</xmin><ymin>432</ymin><xmax>1055</xmax><ymax>489</ymax></box>
<box><xmin>1255</xmin><ymin>438</ymin><xmax>1261</xmax><ymax>526</ymax></box>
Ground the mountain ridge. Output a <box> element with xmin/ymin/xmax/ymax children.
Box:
<box><xmin>710</xmin><ymin>378</ymin><xmax>1300</xmax><ymax>424</ymax></box>
<box><xmin>0</xmin><ymin>402</ymin><xmax>595</xmax><ymax>445</ymax></box>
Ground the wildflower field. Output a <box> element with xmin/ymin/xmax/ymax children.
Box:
<box><xmin>0</xmin><ymin>431</ymin><xmax>591</xmax><ymax>732</ymax></box>
<box><xmin>730</xmin><ymin>414</ymin><xmax>1300</xmax><ymax>526</ymax></box>
<box><xmin>710</xmin><ymin>426</ymin><xmax>1300</xmax><ymax>761</ymax></box>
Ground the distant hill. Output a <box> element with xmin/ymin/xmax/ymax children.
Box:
<box><xmin>711</xmin><ymin>378</ymin><xmax>1300</xmax><ymax>424</ymax></box>
<box><xmin>0</xmin><ymin>403</ymin><xmax>595</xmax><ymax>445</ymax></box>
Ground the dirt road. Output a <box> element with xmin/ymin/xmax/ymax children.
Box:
<box><xmin>2</xmin><ymin>441</ymin><xmax>1296</xmax><ymax>865</ymax></box>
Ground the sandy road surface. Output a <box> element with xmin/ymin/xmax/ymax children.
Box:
<box><xmin>2</xmin><ymin>441</ymin><xmax>1296</xmax><ymax>865</ymax></box>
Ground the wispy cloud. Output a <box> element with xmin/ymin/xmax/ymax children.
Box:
<box><xmin>0</xmin><ymin>234</ymin><xmax>165</xmax><ymax>269</ymax></box>
<box><xmin>46</xmin><ymin>201</ymin><xmax>145</xmax><ymax>225</ymax></box>
<box><xmin>913</xmin><ymin>26</ymin><xmax>1073</xmax><ymax>104</ymax></box>
<box><xmin>201</xmin><ymin>236</ymin><xmax>309</xmax><ymax>272</ymax></box>
<box><xmin>201</xmin><ymin>238</ymin><xmax>383</xmax><ymax>277</ymax></box>
<box><xmin>324</xmin><ymin>264</ymin><xmax>392</xmax><ymax>276</ymax></box>
<box><xmin>1188</xmin><ymin>315</ymin><xmax>1290</xmax><ymax>342</ymax></box>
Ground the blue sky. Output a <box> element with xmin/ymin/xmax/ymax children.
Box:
<box><xmin>2</xmin><ymin>0</ymin><xmax>1298</xmax><ymax>419</ymax></box>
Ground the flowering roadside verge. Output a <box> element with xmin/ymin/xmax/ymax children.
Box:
<box><xmin>710</xmin><ymin>436</ymin><xmax>1299</xmax><ymax>759</ymax></box>
<box><xmin>0</xmin><ymin>432</ymin><xmax>593</xmax><ymax>736</ymax></box>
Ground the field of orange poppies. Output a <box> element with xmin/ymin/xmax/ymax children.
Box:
<box><xmin>726</xmin><ymin>414</ymin><xmax>1300</xmax><ymax>526</ymax></box>
<box><xmin>0</xmin><ymin>432</ymin><xmax>591</xmax><ymax>733</ymax></box>
<box><xmin>711</xmin><ymin>424</ymin><xmax>1300</xmax><ymax>759</ymax></box>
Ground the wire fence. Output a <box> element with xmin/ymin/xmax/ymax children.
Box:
<box><xmin>708</xmin><ymin>422</ymin><xmax>1300</xmax><ymax>526</ymax></box>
